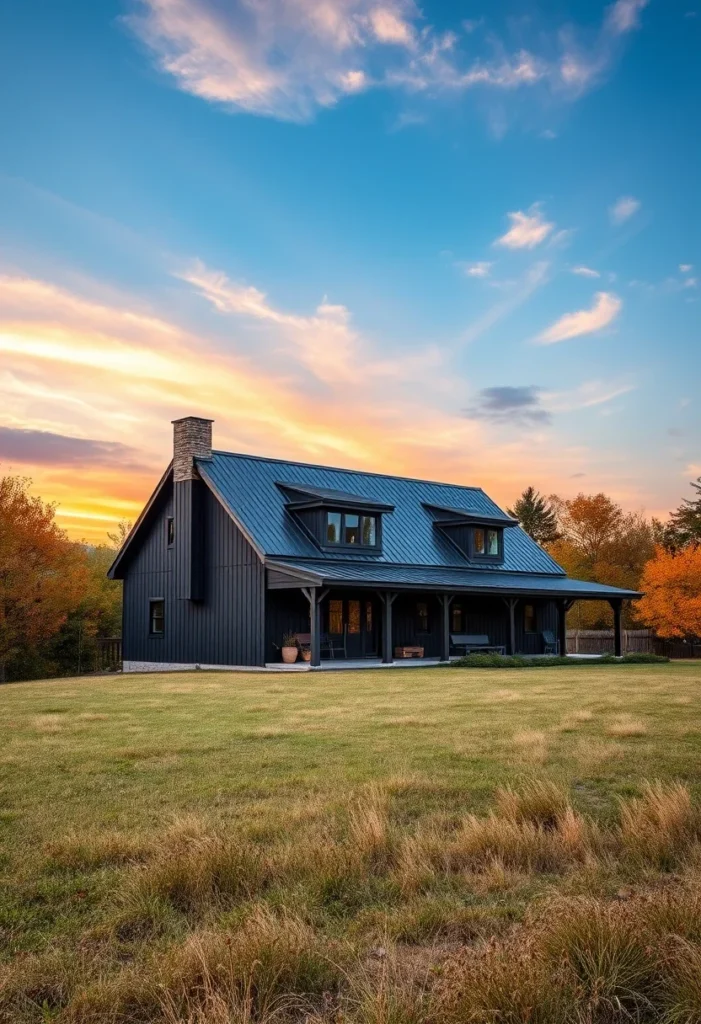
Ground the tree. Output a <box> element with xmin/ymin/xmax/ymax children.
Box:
<box><xmin>0</xmin><ymin>476</ymin><xmax>89</xmax><ymax>681</ymax></box>
<box><xmin>638</xmin><ymin>545</ymin><xmax>701</xmax><ymax>639</ymax></box>
<box><xmin>507</xmin><ymin>487</ymin><xmax>560</xmax><ymax>545</ymax></box>
<box><xmin>107</xmin><ymin>519</ymin><xmax>133</xmax><ymax>550</ymax></box>
<box><xmin>663</xmin><ymin>477</ymin><xmax>701</xmax><ymax>551</ymax></box>
<box><xmin>547</xmin><ymin>492</ymin><xmax>655</xmax><ymax>629</ymax></box>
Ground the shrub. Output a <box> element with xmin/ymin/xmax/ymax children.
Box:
<box><xmin>447</xmin><ymin>652</ymin><xmax>669</xmax><ymax>668</ymax></box>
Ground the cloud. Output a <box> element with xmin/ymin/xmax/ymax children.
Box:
<box><xmin>610</xmin><ymin>195</ymin><xmax>641</xmax><ymax>224</ymax></box>
<box><xmin>0</xmin><ymin>426</ymin><xmax>148</xmax><ymax>469</ymax></box>
<box><xmin>495</xmin><ymin>204</ymin><xmax>554</xmax><ymax>249</ymax></box>
<box><xmin>571</xmin><ymin>265</ymin><xmax>601</xmax><ymax>278</ymax></box>
<box><xmin>460</xmin><ymin>261</ymin><xmax>493</xmax><ymax>278</ymax></box>
<box><xmin>466</xmin><ymin>386</ymin><xmax>551</xmax><ymax>426</ymax></box>
<box><xmin>680</xmin><ymin>264</ymin><xmax>693</xmax><ymax>273</ymax></box>
<box><xmin>537</xmin><ymin>291</ymin><xmax>622</xmax><ymax>344</ymax></box>
<box><xmin>126</xmin><ymin>0</ymin><xmax>651</xmax><ymax>123</ymax></box>
<box><xmin>460</xmin><ymin>261</ymin><xmax>550</xmax><ymax>345</ymax></box>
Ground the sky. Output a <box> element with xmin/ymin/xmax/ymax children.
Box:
<box><xmin>0</xmin><ymin>0</ymin><xmax>699</xmax><ymax>542</ymax></box>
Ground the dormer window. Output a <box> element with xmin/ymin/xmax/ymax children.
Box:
<box><xmin>278</xmin><ymin>481</ymin><xmax>393</xmax><ymax>553</ymax></box>
<box><xmin>474</xmin><ymin>528</ymin><xmax>500</xmax><ymax>557</ymax></box>
<box><xmin>423</xmin><ymin>502</ymin><xmax>517</xmax><ymax>564</ymax></box>
<box><xmin>326</xmin><ymin>512</ymin><xmax>378</xmax><ymax>548</ymax></box>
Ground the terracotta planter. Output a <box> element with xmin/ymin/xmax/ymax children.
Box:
<box><xmin>300</xmin><ymin>648</ymin><xmax>312</xmax><ymax>662</ymax></box>
<box><xmin>281</xmin><ymin>646</ymin><xmax>298</xmax><ymax>664</ymax></box>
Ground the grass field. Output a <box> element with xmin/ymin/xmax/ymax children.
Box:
<box><xmin>3</xmin><ymin>662</ymin><xmax>701</xmax><ymax>1023</ymax></box>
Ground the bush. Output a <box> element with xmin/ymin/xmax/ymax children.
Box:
<box><xmin>447</xmin><ymin>652</ymin><xmax>669</xmax><ymax>668</ymax></box>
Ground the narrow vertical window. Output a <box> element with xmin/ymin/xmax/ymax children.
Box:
<box><xmin>348</xmin><ymin>600</ymin><xmax>361</xmax><ymax>633</ymax></box>
<box><xmin>149</xmin><ymin>599</ymin><xmax>165</xmax><ymax>635</ymax></box>
<box><xmin>166</xmin><ymin>517</ymin><xmax>174</xmax><ymax>546</ymax></box>
<box><xmin>360</xmin><ymin>515</ymin><xmax>376</xmax><ymax>546</ymax></box>
<box><xmin>344</xmin><ymin>514</ymin><xmax>360</xmax><ymax>544</ymax></box>
<box><xmin>451</xmin><ymin>603</ymin><xmax>463</xmax><ymax>633</ymax></box>
<box><xmin>524</xmin><ymin>604</ymin><xmax>536</xmax><ymax>633</ymax></box>
<box><xmin>416</xmin><ymin>601</ymin><xmax>429</xmax><ymax>632</ymax></box>
<box><xmin>473</xmin><ymin>528</ymin><xmax>485</xmax><ymax>555</ymax></box>
<box><xmin>365</xmin><ymin>601</ymin><xmax>373</xmax><ymax>632</ymax></box>
<box><xmin>487</xmin><ymin>529</ymin><xmax>499</xmax><ymax>556</ymax></box>
<box><xmin>327</xmin><ymin>512</ymin><xmax>341</xmax><ymax>543</ymax></box>
<box><xmin>329</xmin><ymin>599</ymin><xmax>343</xmax><ymax>634</ymax></box>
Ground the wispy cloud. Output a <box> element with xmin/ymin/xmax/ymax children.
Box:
<box><xmin>610</xmin><ymin>195</ymin><xmax>641</xmax><ymax>224</ymax></box>
<box><xmin>680</xmin><ymin>264</ymin><xmax>693</xmax><ymax>273</ymax></box>
<box><xmin>537</xmin><ymin>291</ymin><xmax>622</xmax><ymax>344</ymax></box>
<box><xmin>571</xmin><ymin>265</ymin><xmax>601</xmax><ymax>278</ymax></box>
<box><xmin>466</xmin><ymin>385</ymin><xmax>551</xmax><ymax>426</ymax></box>
<box><xmin>460</xmin><ymin>261</ymin><xmax>493</xmax><ymax>278</ymax></box>
<box><xmin>126</xmin><ymin>0</ymin><xmax>652</xmax><ymax>123</ymax></box>
<box><xmin>495</xmin><ymin>204</ymin><xmax>554</xmax><ymax>249</ymax></box>
<box><xmin>0</xmin><ymin>426</ymin><xmax>147</xmax><ymax>470</ymax></box>
<box><xmin>460</xmin><ymin>261</ymin><xmax>550</xmax><ymax>345</ymax></box>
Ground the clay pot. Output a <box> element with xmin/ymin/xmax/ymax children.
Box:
<box><xmin>281</xmin><ymin>646</ymin><xmax>298</xmax><ymax>664</ymax></box>
<box><xmin>301</xmin><ymin>648</ymin><xmax>312</xmax><ymax>662</ymax></box>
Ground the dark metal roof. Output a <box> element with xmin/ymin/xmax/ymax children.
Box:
<box><xmin>197</xmin><ymin>451</ymin><xmax>564</xmax><ymax>575</ymax></box>
<box><xmin>266</xmin><ymin>559</ymin><xmax>642</xmax><ymax>599</ymax></box>
<box><xmin>424</xmin><ymin>503</ymin><xmax>518</xmax><ymax>528</ymax></box>
<box><xmin>277</xmin><ymin>481</ymin><xmax>395</xmax><ymax>511</ymax></box>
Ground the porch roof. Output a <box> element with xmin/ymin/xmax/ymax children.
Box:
<box><xmin>266</xmin><ymin>559</ymin><xmax>641</xmax><ymax>600</ymax></box>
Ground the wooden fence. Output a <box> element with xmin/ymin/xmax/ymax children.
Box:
<box><xmin>96</xmin><ymin>637</ymin><xmax>122</xmax><ymax>672</ymax></box>
<box><xmin>566</xmin><ymin>630</ymin><xmax>701</xmax><ymax>658</ymax></box>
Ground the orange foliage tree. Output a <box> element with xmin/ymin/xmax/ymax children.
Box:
<box><xmin>0</xmin><ymin>476</ymin><xmax>90</xmax><ymax>680</ymax></box>
<box><xmin>638</xmin><ymin>545</ymin><xmax>701</xmax><ymax>639</ymax></box>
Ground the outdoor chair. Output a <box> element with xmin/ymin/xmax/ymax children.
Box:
<box><xmin>542</xmin><ymin>630</ymin><xmax>560</xmax><ymax>655</ymax></box>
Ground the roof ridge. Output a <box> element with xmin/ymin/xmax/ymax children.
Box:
<box><xmin>207</xmin><ymin>449</ymin><xmax>484</xmax><ymax>493</ymax></box>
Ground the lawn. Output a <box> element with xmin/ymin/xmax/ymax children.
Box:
<box><xmin>2</xmin><ymin>662</ymin><xmax>701</xmax><ymax>1022</ymax></box>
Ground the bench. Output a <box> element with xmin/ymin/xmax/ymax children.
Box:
<box><xmin>450</xmin><ymin>633</ymin><xmax>506</xmax><ymax>656</ymax></box>
<box><xmin>394</xmin><ymin>646</ymin><xmax>425</xmax><ymax>659</ymax></box>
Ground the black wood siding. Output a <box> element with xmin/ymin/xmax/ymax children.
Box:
<box><xmin>123</xmin><ymin>481</ymin><xmax>265</xmax><ymax>666</ymax></box>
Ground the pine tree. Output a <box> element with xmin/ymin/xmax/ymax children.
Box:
<box><xmin>664</xmin><ymin>477</ymin><xmax>701</xmax><ymax>550</ymax></box>
<box><xmin>507</xmin><ymin>486</ymin><xmax>560</xmax><ymax>545</ymax></box>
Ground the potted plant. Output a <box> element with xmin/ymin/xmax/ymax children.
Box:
<box><xmin>281</xmin><ymin>632</ymin><xmax>299</xmax><ymax>664</ymax></box>
<box><xmin>300</xmin><ymin>644</ymin><xmax>312</xmax><ymax>662</ymax></box>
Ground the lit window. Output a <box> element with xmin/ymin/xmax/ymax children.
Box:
<box><xmin>487</xmin><ymin>529</ymin><xmax>499</xmax><ymax>556</ymax></box>
<box><xmin>361</xmin><ymin>515</ymin><xmax>376</xmax><ymax>545</ymax></box>
<box><xmin>348</xmin><ymin>599</ymin><xmax>361</xmax><ymax>633</ymax></box>
<box><xmin>149</xmin><ymin>599</ymin><xmax>165</xmax><ymax>635</ymax></box>
<box><xmin>166</xmin><ymin>517</ymin><xmax>174</xmax><ymax>546</ymax></box>
<box><xmin>473</xmin><ymin>528</ymin><xmax>485</xmax><ymax>555</ymax></box>
<box><xmin>327</xmin><ymin>512</ymin><xmax>341</xmax><ymax>543</ymax></box>
<box><xmin>329</xmin><ymin>599</ymin><xmax>343</xmax><ymax>634</ymax></box>
<box><xmin>524</xmin><ymin>604</ymin><xmax>536</xmax><ymax>633</ymax></box>
<box><xmin>416</xmin><ymin>601</ymin><xmax>429</xmax><ymax>633</ymax></box>
<box><xmin>451</xmin><ymin>603</ymin><xmax>463</xmax><ymax>632</ymax></box>
<box><xmin>345</xmin><ymin>514</ymin><xmax>360</xmax><ymax>544</ymax></box>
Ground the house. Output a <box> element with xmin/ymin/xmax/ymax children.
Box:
<box><xmin>107</xmin><ymin>417</ymin><xmax>641</xmax><ymax>670</ymax></box>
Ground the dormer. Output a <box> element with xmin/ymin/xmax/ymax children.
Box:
<box><xmin>424</xmin><ymin>503</ymin><xmax>518</xmax><ymax>564</ymax></box>
<box><xmin>277</xmin><ymin>482</ymin><xmax>394</xmax><ymax>553</ymax></box>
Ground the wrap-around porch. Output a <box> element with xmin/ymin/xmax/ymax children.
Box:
<box><xmin>265</xmin><ymin>584</ymin><xmax>625</xmax><ymax>667</ymax></box>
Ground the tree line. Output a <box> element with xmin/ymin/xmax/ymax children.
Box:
<box><xmin>508</xmin><ymin>479</ymin><xmax>701</xmax><ymax>638</ymax></box>
<box><xmin>1</xmin><ymin>472</ymin><xmax>700</xmax><ymax>682</ymax></box>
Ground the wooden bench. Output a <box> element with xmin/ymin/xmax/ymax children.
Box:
<box><xmin>450</xmin><ymin>633</ymin><xmax>506</xmax><ymax>656</ymax></box>
<box><xmin>394</xmin><ymin>646</ymin><xmax>425</xmax><ymax>659</ymax></box>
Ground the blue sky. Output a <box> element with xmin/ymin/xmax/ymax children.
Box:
<box><xmin>0</xmin><ymin>0</ymin><xmax>699</xmax><ymax>539</ymax></box>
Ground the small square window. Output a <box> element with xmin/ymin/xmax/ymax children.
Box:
<box><xmin>327</xmin><ymin>512</ymin><xmax>341</xmax><ymax>543</ymax></box>
<box><xmin>473</xmin><ymin>528</ymin><xmax>485</xmax><ymax>555</ymax></box>
<box><xmin>166</xmin><ymin>517</ymin><xmax>174</xmax><ymax>546</ymax></box>
<box><xmin>149</xmin><ymin>599</ymin><xmax>165</xmax><ymax>635</ymax></box>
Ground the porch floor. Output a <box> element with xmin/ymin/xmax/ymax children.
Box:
<box><xmin>264</xmin><ymin>653</ymin><xmax>584</xmax><ymax>671</ymax></box>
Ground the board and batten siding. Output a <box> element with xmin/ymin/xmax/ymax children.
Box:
<box><xmin>122</xmin><ymin>481</ymin><xmax>265</xmax><ymax>667</ymax></box>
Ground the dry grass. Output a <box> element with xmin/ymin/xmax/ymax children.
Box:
<box><xmin>607</xmin><ymin>714</ymin><xmax>648</xmax><ymax>737</ymax></box>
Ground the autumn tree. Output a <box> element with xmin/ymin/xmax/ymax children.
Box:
<box><xmin>0</xmin><ymin>476</ymin><xmax>89</xmax><ymax>681</ymax></box>
<box><xmin>547</xmin><ymin>492</ymin><xmax>655</xmax><ymax>629</ymax></box>
<box><xmin>107</xmin><ymin>519</ymin><xmax>132</xmax><ymax>551</ymax></box>
<box><xmin>638</xmin><ymin>545</ymin><xmax>701</xmax><ymax>639</ymax></box>
<box><xmin>662</xmin><ymin>477</ymin><xmax>701</xmax><ymax>551</ymax></box>
<box><xmin>507</xmin><ymin>487</ymin><xmax>560</xmax><ymax>545</ymax></box>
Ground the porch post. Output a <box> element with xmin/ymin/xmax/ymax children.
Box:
<box><xmin>302</xmin><ymin>586</ymin><xmax>328</xmax><ymax>668</ymax></box>
<box><xmin>439</xmin><ymin>594</ymin><xmax>454</xmax><ymax>662</ymax></box>
<box><xmin>501</xmin><ymin>597</ymin><xmax>517</xmax><ymax>655</ymax></box>
<box><xmin>557</xmin><ymin>599</ymin><xmax>568</xmax><ymax>658</ymax></box>
<box><xmin>378</xmin><ymin>591</ymin><xmax>397</xmax><ymax>663</ymax></box>
<box><xmin>609</xmin><ymin>599</ymin><xmax>623</xmax><ymax>657</ymax></box>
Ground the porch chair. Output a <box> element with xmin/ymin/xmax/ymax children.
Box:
<box><xmin>320</xmin><ymin>629</ymin><xmax>348</xmax><ymax>660</ymax></box>
<box><xmin>542</xmin><ymin>630</ymin><xmax>560</xmax><ymax>655</ymax></box>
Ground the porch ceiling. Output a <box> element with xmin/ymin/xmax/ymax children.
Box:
<box><xmin>265</xmin><ymin>559</ymin><xmax>641</xmax><ymax>601</ymax></box>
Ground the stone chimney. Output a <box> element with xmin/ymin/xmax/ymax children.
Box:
<box><xmin>172</xmin><ymin>416</ymin><xmax>213</xmax><ymax>481</ymax></box>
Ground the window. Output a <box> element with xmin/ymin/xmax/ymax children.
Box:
<box><xmin>487</xmin><ymin>529</ymin><xmax>499</xmax><ymax>556</ymax></box>
<box><xmin>451</xmin><ymin>603</ymin><xmax>463</xmax><ymax>633</ymax></box>
<box><xmin>473</xmin><ymin>528</ymin><xmax>485</xmax><ymax>555</ymax></box>
<box><xmin>471</xmin><ymin>526</ymin><xmax>502</xmax><ymax>559</ymax></box>
<box><xmin>348</xmin><ymin>600</ymin><xmax>361</xmax><ymax>633</ymax></box>
<box><xmin>149</xmin><ymin>599</ymin><xmax>165</xmax><ymax>636</ymax></box>
<box><xmin>345</xmin><ymin>514</ymin><xmax>360</xmax><ymax>545</ymax></box>
<box><xmin>327</xmin><ymin>512</ymin><xmax>342</xmax><ymax>543</ymax></box>
<box><xmin>325</xmin><ymin>511</ymin><xmax>378</xmax><ymax>548</ymax></box>
<box><xmin>416</xmin><ymin>601</ymin><xmax>429</xmax><ymax>633</ymax></box>
<box><xmin>524</xmin><ymin>604</ymin><xmax>536</xmax><ymax>633</ymax></box>
<box><xmin>329</xmin><ymin>599</ymin><xmax>344</xmax><ymax>634</ymax></box>
<box><xmin>365</xmin><ymin>601</ymin><xmax>373</xmax><ymax>632</ymax></box>
<box><xmin>166</xmin><ymin>517</ymin><xmax>174</xmax><ymax>546</ymax></box>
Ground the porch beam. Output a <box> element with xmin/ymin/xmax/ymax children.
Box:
<box><xmin>501</xmin><ymin>597</ymin><xmax>518</xmax><ymax>656</ymax></box>
<box><xmin>609</xmin><ymin>598</ymin><xmax>623</xmax><ymax>657</ymax></box>
<box><xmin>377</xmin><ymin>591</ymin><xmax>398</xmax><ymax>664</ymax></box>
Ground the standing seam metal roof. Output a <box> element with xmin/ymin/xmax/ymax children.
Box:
<box><xmin>197</xmin><ymin>451</ymin><xmax>565</xmax><ymax>576</ymax></box>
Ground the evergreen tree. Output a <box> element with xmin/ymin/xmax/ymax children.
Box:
<box><xmin>664</xmin><ymin>477</ymin><xmax>701</xmax><ymax>550</ymax></box>
<box><xmin>507</xmin><ymin>486</ymin><xmax>560</xmax><ymax>545</ymax></box>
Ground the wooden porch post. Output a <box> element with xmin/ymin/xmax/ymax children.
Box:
<box><xmin>302</xmin><ymin>587</ymin><xmax>328</xmax><ymax>668</ymax></box>
<box><xmin>609</xmin><ymin>599</ymin><xmax>623</xmax><ymax>657</ymax></box>
<box><xmin>378</xmin><ymin>591</ymin><xmax>397</xmax><ymax>663</ymax></box>
<box><xmin>438</xmin><ymin>594</ymin><xmax>454</xmax><ymax>662</ymax></box>
<box><xmin>501</xmin><ymin>597</ymin><xmax>517</xmax><ymax>655</ymax></box>
<box><xmin>557</xmin><ymin>599</ymin><xmax>568</xmax><ymax>658</ymax></box>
